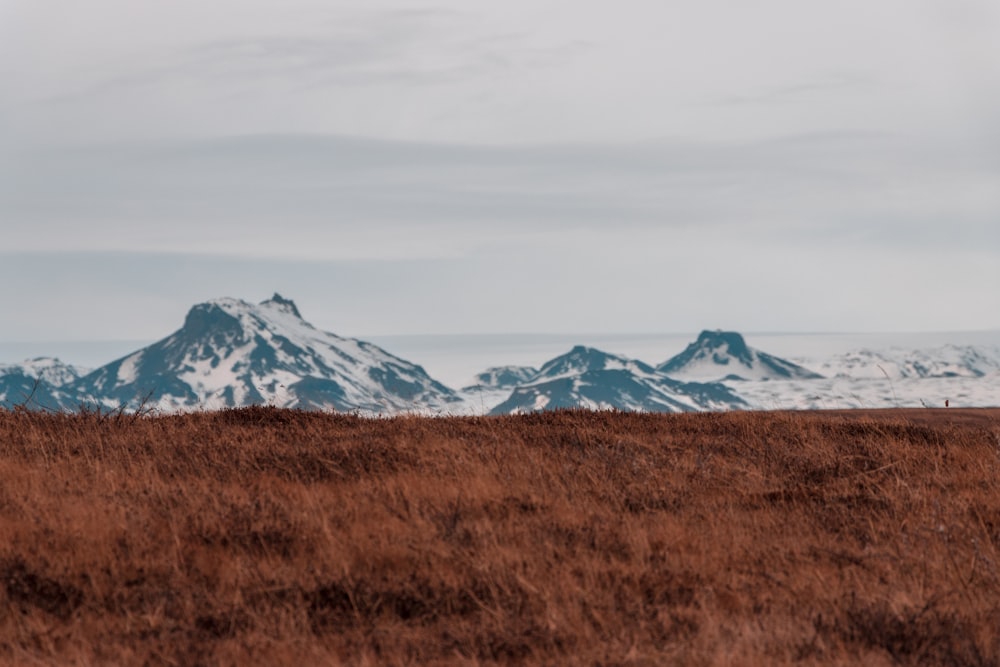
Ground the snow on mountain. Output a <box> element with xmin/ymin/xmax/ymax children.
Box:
<box><xmin>489</xmin><ymin>345</ymin><xmax>746</xmax><ymax>415</ymax></box>
<box><xmin>806</xmin><ymin>344</ymin><xmax>1000</xmax><ymax>380</ymax></box>
<box><xmin>0</xmin><ymin>357</ymin><xmax>87</xmax><ymax>386</ymax></box>
<box><xmin>658</xmin><ymin>330</ymin><xmax>823</xmax><ymax>382</ymax></box>
<box><xmin>0</xmin><ymin>373</ymin><xmax>77</xmax><ymax>411</ymax></box>
<box><xmin>458</xmin><ymin>365</ymin><xmax>540</xmax><ymax>414</ymax></box>
<box><xmin>0</xmin><ymin>358</ymin><xmax>87</xmax><ymax>411</ymax></box>
<box><xmin>533</xmin><ymin>345</ymin><xmax>654</xmax><ymax>381</ymax></box>
<box><xmin>68</xmin><ymin>294</ymin><xmax>462</xmax><ymax>413</ymax></box>
<box><xmin>462</xmin><ymin>365</ymin><xmax>539</xmax><ymax>392</ymax></box>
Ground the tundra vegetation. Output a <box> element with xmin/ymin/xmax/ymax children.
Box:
<box><xmin>0</xmin><ymin>407</ymin><xmax>998</xmax><ymax>665</ymax></box>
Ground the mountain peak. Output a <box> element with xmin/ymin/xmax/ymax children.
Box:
<box><xmin>182</xmin><ymin>299</ymin><xmax>245</xmax><ymax>338</ymax></box>
<box><xmin>0</xmin><ymin>356</ymin><xmax>86</xmax><ymax>388</ymax></box>
<box><xmin>535</xmin><ymin>345</ymin><xmax>656</xmax><ymax>380</ymax></box>
<box><xmin>693</xmin><ymin>330</ymin><xmax>753</xmax><ymax>363</ymax></box>
<box><xmin>261</xmin><ymin>293</ymin><xmax>302</xmax><ymax>319</ymax></box>
<box><xmin>658</xmin><ymin>331</ymin><xmax>822</xmax><ymax>382</ymax></box>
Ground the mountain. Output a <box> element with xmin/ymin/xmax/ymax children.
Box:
<box><xmin>462</xmin><ymin>365</ymin><xmax>539</xmax><ymax>391</ymax></box>
<box><xmin>809</xmin><ymin>345</ymin><xmax>1000</xmax><ymax>380</ymax></box>
<box><xmin>657</xmin><ymin>330</ymin><xmax>823</xmax><ymax>382</ymax></box>
<box><xmin>68</xmin><ymin>294</ymin><xmax>462</xmax><ymax>413</ymax></box>
<box><xmin>459</xmin><ymin>365</ymin><xmax>541</xmax><ymax>414</ymax></box>
<box><xmin>489</xmin><ymin>346</ymin><xmax>745</xmax><ymax>415</ymax></box>
<box><xmin>0</xmin><ymin>357</ymin><xmax>86</xmax><ymax>387</ymax></box>
<box><xmin>0</xmin><ymin>358</ymin><xmax>87</xmax><ymax>411</ymax></box>
<box><xmin>0</xmin><ymin>373</ymin><xmax>77</xmax><ymax>411</ymax></box>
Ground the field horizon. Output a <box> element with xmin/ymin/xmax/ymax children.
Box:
<box><xmin>1</xmin><ymin>407</ymin><xmax>999</xmax><ymax>665</ymax></box>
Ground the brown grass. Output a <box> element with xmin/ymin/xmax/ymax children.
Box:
<box><xmin>1</xmin><ymin>407</ymin><xmax>999</xmax><ymax>666</ymax></box>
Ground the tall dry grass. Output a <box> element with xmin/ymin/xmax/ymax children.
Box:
<box><xmin>0</xmin><ymin>407</ymin><xmax>999</xmax><ymax>665</ymax></box>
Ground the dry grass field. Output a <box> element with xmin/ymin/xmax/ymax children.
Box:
<box><xmin>1</xmin><ymin>406</ymin><xmax>999</xmax><ymax>666</ymax></box>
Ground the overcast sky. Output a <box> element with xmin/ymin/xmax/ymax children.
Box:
<box><xmin>2</xmin><ymin>0</ymin><xmax>998</xmax><ymax>342</ymax></box>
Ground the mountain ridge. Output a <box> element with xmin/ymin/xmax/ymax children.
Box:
<box><xmin>489</xmin><ymin>345</ymin><xmax>746</xmax><ymax>414</ymax></box>
<box><xmin>3</xmin><ymin>301</ymin><xmax>997</xmax><ymax>413</ymax></box>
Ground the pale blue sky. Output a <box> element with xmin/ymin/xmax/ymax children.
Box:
<box><xmin>2</xmin><ymin>0</ymin><xmax>998</xmax><ymax>341</ymax></box>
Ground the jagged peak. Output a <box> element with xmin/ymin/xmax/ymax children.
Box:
<box><xmin>261</xmin><ymin>293</ymin><xmax>302</xmax><ymax>319</ymax></box>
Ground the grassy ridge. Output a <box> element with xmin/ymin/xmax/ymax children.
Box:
<box><xmin>1</xmin><ymin>407</ymin><xmax>999</xmax><ymax>665</ymax></box>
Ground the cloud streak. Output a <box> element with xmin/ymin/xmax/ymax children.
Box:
<box><xmin>708</xmin><ymin>73</ymin><xmax>877</xmax><ymax>107</ymax></box>
<box><xmin>38</xmin><ymin>8</ymin><xmax>588</xmax><ymax>107</ymax></box>
<box><xmin>4</xmin><ymin>130</ymin><xmax>997</xmax><ymax>259</ymax></box>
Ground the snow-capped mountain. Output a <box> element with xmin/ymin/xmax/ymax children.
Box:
<box><xmin>0</xmin><ymin>357</ymin><xmax>87</xmax><ymax>387</ymax></box>
<box><xmin>808</xmin><ymin>345</ymin><xmax>1000</xmax><ymax>380</ymax></box>
<box><xmin>459</xmin><ymin>365</ymin><xmax>541</xmax><ymax>413</ymax></box>
<box><xmin>0</xmin><ymin>358</ymin><xmax>87</xmax><ymax>411</ymax></box>
<box><xmin>0</xmin><ymin>373</ymin><xmax>77</xmax><ymax>411</ymax></box>
<box><xmin>462</xmin><ymin>365</ymin><xmax>539</xmax><ymax>391</ymax></box>
<box><xmin>68</xmin><ymin>294</ymin><xmax>462</xmax><ymax>413</ymax></box>
<box><xmin>658</xmin><ymin>330</ymin><xmax>823</xmax><ymax>382</ymax></box>
<box><xmin>489</xmin><ymin>345</ymin><xmax>745</xmax><ymax>415</ymax></box>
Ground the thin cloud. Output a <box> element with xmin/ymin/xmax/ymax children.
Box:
<box><xmin>707</xmin><ymin>73</ymin><xmax>877</xmax><ymax>107</ymax></box>
<box><xmin>4</xmin><ymin>130</ymin><xmax>998</xmax><ymax>260</ymax></box>
<box><xmin>39</xmin><ymin>8</ymin><xmax>588</xmax><ymax>106</ymax></box>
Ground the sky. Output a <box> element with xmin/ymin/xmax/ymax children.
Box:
<box><xmin>1</xmin><ymin>0</ymin><xmax>998</xmax><ymax>343</ymax></box>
